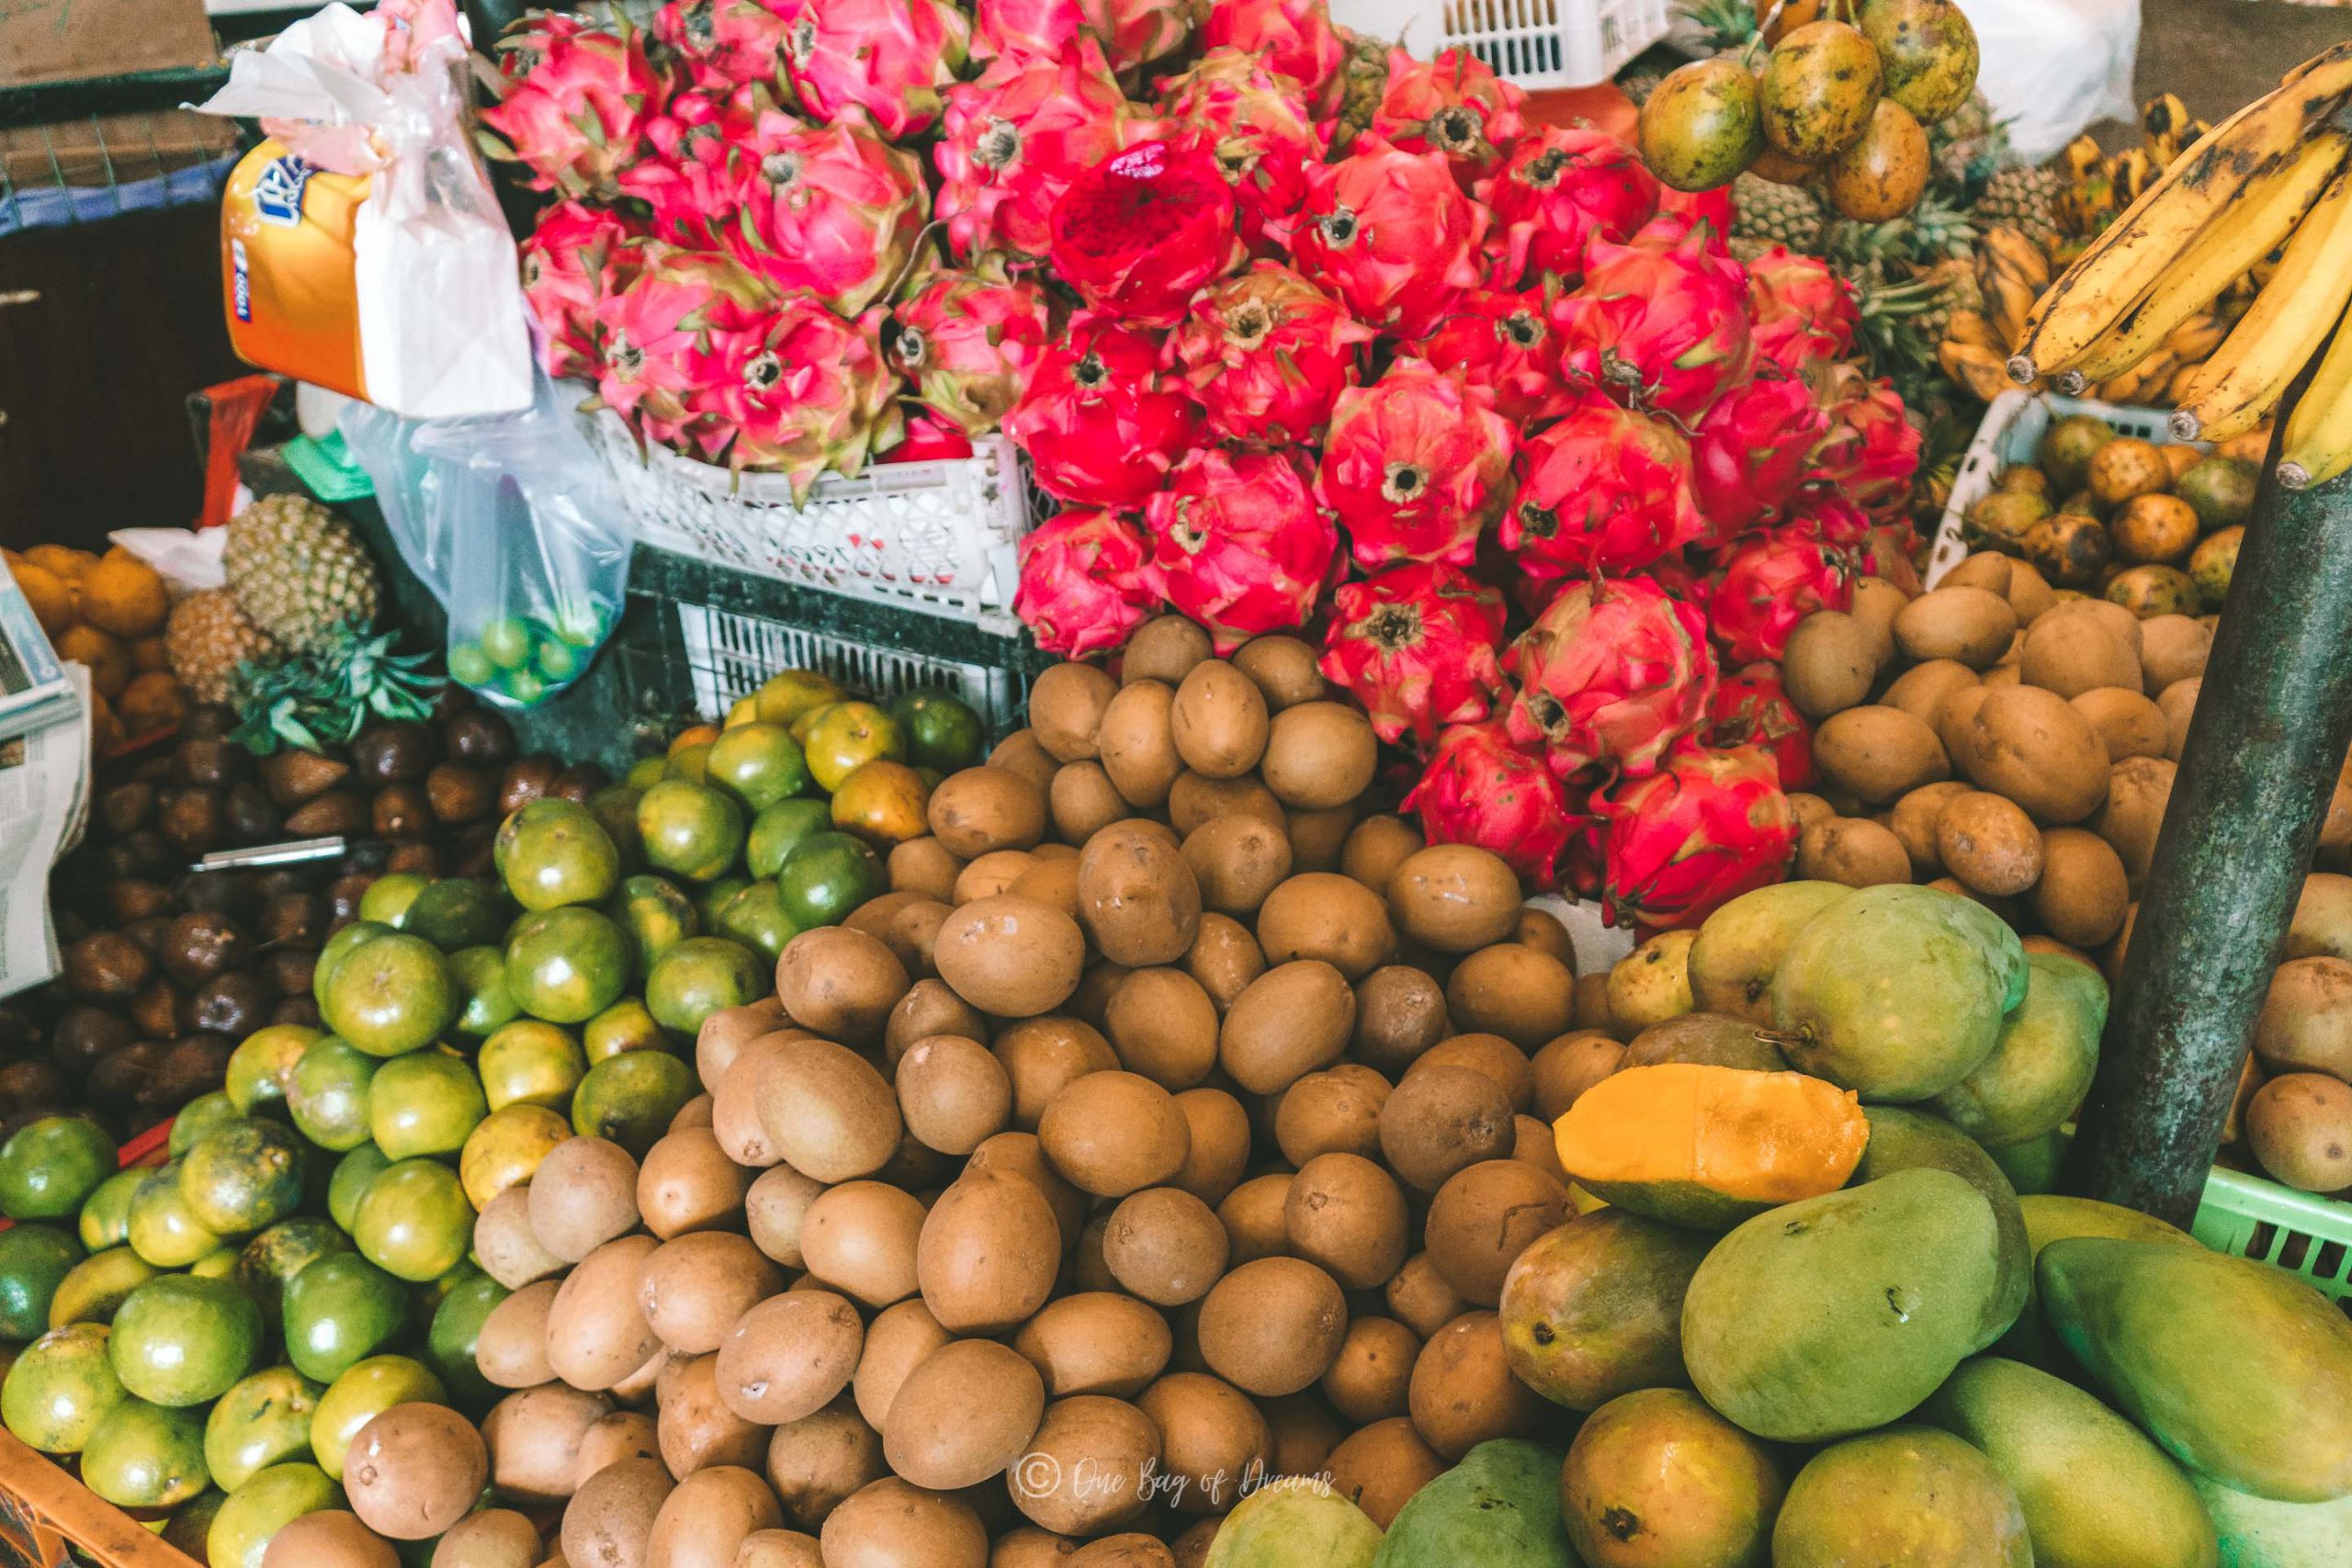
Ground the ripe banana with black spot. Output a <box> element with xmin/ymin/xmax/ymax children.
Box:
<box><xmin>2278</xmin><ymin>313</ymin><xmax>2352</xmax><ymax>491</ymax></box>
<box><xmin>2172</xmin><ymin>165</ymin><xmax>2352</xmax><ymax>442</ymax></box>
<box><xmin>2011</xmin><ymin>57</ymin><xmax>2352</xmax><ymax>381</ymax></box>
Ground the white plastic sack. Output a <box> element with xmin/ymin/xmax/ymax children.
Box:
<box><xmin>1959</xmin><ymin>0</ymin><xmax>2141</xmax><ymax>164</ymax></box>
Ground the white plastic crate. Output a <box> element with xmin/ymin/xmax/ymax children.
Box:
<box><xmin>592</xmin><ymin>414</ymin><xmax>1039</xmax><ymax>626</ymax></box>
<box><xmin>1336</xmin><ymin>0</ymin><xmax>1672</xmax><ymax>89</ymax></box>
<box><xmin>666</xmin><ymin>597</ymin><xmax>1032</xmax><ymax>732</ymax></box>
<box><xmin>1925</xmin><ymin>389</ymin><xmax>2197</xmax><ymax>588</ymax></box>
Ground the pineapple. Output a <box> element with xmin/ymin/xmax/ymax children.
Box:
<box><xmin>1731</xmin><ymin>174</ymin><xmax>1828</xmax><ymax>254</ymax></box>
<box><xmin>165</xmin><ymin>590</ymin><xmax>279</xmax><ymax>705</ymax></box>
<box><xmin>1683</xmin><ymin>0</ymin><xmax>1758</xmax><ymax>49</ymax></box>
<box><xmin>1927</xmin><ymin>93</ymin><xmax>2011</xmax><ymax>202</ymax></box>
<box><xmin>232</xmin><ymin>625</ymin><xmax>445</xmax><ymax>755</ymax></box>
<box><xmin>1973</xmin><ymin>165</ymin><xmax>2066</xmax><ymax>251</ymax></box>
<box><xmin>221</xmin><ymin>493</ymin><xmax>381</xmax><ymax>656</ymax></box>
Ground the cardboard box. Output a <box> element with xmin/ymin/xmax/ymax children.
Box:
<box><xmin>0</xmin><ymin>0</ymin><xmax>217</xmax><ymax>89</ymax></box>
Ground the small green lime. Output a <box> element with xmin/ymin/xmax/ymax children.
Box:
<box><xmin>449</xmin><ymin>645</ymin><xmax>493</xmax><ymax>687</ymax></box>
<box><xmin>507</xmin><ymin>671</ymin><xmax>548</xmax><ymax>705</ymax></box>
<box><xmin>537</xmin><ymin>638</ymin><xmax>581</xmax><ymax>683</ymax></box>
<box><xmin>481</xmin><ymin>618</ymin><xmax>531</xmax><ymax>671</ymax></box>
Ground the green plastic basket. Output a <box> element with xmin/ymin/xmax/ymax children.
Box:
<box><xmin>2192</xmin><ymin>1166</ymin><xmax>2352</xmax><ymax>1303</ymax></box>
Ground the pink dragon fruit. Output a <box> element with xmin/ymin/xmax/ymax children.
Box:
<box><xmin>651</xmin><ymin>0</ymin><xmax>791</xmax><ymax>91</ymax></box>
<box><xmin>595</xmin><ymin>253</ymin><xmax>771</xmax><ymax>452</ymax></box>
<box><xmin>1503</xmin><ymin>575</ymin><xmax>1717</xmax><ymax>781</ymax></box>
<box><xmin>888</xmin><ymin>414</ymin><xmax>977</xmax><ymax>462</ymax></box>
<box><xmin>1292</xmin><ymin>135</ymin><xmax>1491</xmax><ymax>334</ymax></box>
<box><xmin>1421</xmin><ymin>287</ymin><xmax>1573</xmax><ymax>425</ymax></box>
<box><xmin>1779</xmin><ymin>491</ymin><xmax>1872</xmax><ymax>547</ymax></box>
<box><xmin>1814</xmin><ymin>371</ymin><xmax>1924</xmax><ymax>522</ymax></box>
<box><xmin>1048</xmin><ymin>139</ymin><xmax>1244</xmax><ymax>327</ymax></box>
<box><xmin>783</xmin><ymin>0</ymin><xmax>969</xmax><ymax>140</ymax></box>
<box><xmin>1013</xmin><ymin>507</ymin><xmax>1160</xmax><ymax>657</ymax></box>
<box><xmin>1369</xmin><ymin>49</ymin><xmax>1527</xmax><ymax>185</ymax></box>
<box><xmin>1746</xmin><ymin>245</ymin><xmax>1859</xmax><ymax>375</ymax></box>
<box><xmin>1317</xmin><ymin>563</ymin><xmax>1508</xmax><ymax>744</ymax></box>
<box><xmin>520</xmin><ymin>201</ymin><xmax>639</xmax><ymax>379</ymax></box>
<box><xmin>971</xmin><ymin>0</ymin><xmax>1193</xmax><ymax>75</ymax></box>
<box><xmin>1499</xmin><ymin>400</ymin><xmax>1705</xmax><ymax>580</ymax></box>
<box><xmin>689</xmin><ymin>299</ymin><xmax>903</xmax><ymax>497</ymax></box>
<box><xmin>1708</xmin><ymin>665</ymin><xmax>1815</xmax><ymax>791</ymax></box>
<box><xmin>933</xmin><ymin>40</ymin><xmax>1137</xmax><ymax>262</ymax></box>
<box><xmin>1199</xmin><ymin>0</ymin><xmax>1348</xmax><ymax>107</ymax></box>
<box><xmin>1404</xmin><ymin>720</ymin><xmax>1582</xmax><ymax>886</ymax></box>
<box><xmin>616</xmin><ymin>89</ymin><xmax>763</xmax><ymax>246</ymax></box>
<box><xmin>724</xmin><ymin>111</ymin><xmax>926</xmax><ymax>316</ymax></box>
<box><xmin>1656</xmin><ymin>182</ymin><xmax>1736</xmax><ymax>247</ymax></box>
<box><xmin>1167</xmin><ymin>262</ymin><xmax>1374</xmax><ymax>446</ymax></box>
<box><xmin>1705</xmin><ymin>526</ymin><xmax>1859</xmax><ymax>664</ymax></box>
<box><xmin>1554</xmin><ymin>218</ymin><xmax>1754</xmax><ymax>423</ymax></box>
<box><xmin>1159</xmin><ymin>48</ymin><xmax>1326</xmax><ymax>253</ymax></box>
<box><xmin>1319</xmin><ymin>361</ymin><xmax>1516</xmax><ymax>571</ymax></box>
<box><xmin>1484</xmin><ymin>128</ymin><xmax>1658</xmax><ymax>288</ymax></box>
<box><xmin>1145</xmin><ymin>448</ymin><xmax>1338</xmax><ymax>651</ymax></box>
<box><xmin>1594</xmin><ymin>742</ymin><xmax>1796</xmax><ymax>930</ymax></box>
<box><xmin>1690</xmin><ymin>371</ymin><xmax>1830</xmax><ymax>540</ymax></box>
<box><xmin>886</xmin><ymin>257</ymin><xmax>1052</xmax><ymax>436</ymax></box>
<box><xmin>1003</xmin><ymin>314</ymin><xmax>1203</xmax><ymax>508</ymax></box>
<box><xmin>480</xmin><ymin>21</ymin><xmax>663</xmax><ymax>198</ymax></box>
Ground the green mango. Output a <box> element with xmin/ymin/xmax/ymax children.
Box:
<box><xmin>1370</xmin><ymin>1439</ymin><xmax>1572</xmax><ymax>1568</ymax></box>
<box><xmin>2191</xmin><ymin>1473</ymin><xmax>2352</xmax><ymax>1567</ymax></box>
<box><xmin>1204</xmin><ymin>1477</ymin><xmax>1384</xmax><ymax>1568</ymax></box>
<box><xmin>2039</xmin><ymin>1238</ymin><xmax>2352</xmax><ymax>1502</ymax></box>
<box><xmin>1773</xmin><ymin>1426</ymin><xmax>2032</xmax><ymax>1567</ymax></box>
<box><xmin>1998</xmin><ymin>1196</ymin><xmax>2196</xmax><ymax>1371</ymax></box>
<box><xmin>1498</xmin><ymin>1210</ymin><xmax>1713</xmax><ymax>1412</ymax></box>
<box><xmin>1853</xmin><ymin>1107</ymin><xmax>2030</xmax><ymax>1351</ymax></box>
<box><xmin>1682</xmin><ymin>1168</ymin><xmax>2000</xmax><ymax>1442</ymax></box>
<box><xmin>1916</xmin><ymin>1357</ymin><xmax>2217</xmax><ymax>1568</ymax></box>
<box><xmin>1985</xmin><ymin>1129</ymin><xmax>2068</xmax><ymax>1195</ymax></box>
<box><xmin>1686</xmin><ymin>881</ymin><xmax>1852</xmax><ymax>1025</ymax></box>
<box><xmin>1770</xmin><ymin>885</ymin><xmax>2027</xmax><ymax>1101</ymax></box>
<box><xmin>1932</xmin><ymin>953</ymin><xmax>2107</xmax><ymax>1147</ymax></box>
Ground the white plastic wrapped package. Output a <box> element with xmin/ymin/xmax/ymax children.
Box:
<box><xmin>1959</xmin><ymin>0</ymin><xmax>2142</xmax><ymax>163</ymax></box>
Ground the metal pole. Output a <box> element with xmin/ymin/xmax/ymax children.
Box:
<box><xmin>2064</xmin><ymin>437</ymin><xmax>2352</xmax><ymax>1227</ymax></box>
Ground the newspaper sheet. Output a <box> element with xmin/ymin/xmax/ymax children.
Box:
<box><xmin>0</xmin><ymin>664</ymin><xmax>90</xmax><ymax>1000</ymax></box>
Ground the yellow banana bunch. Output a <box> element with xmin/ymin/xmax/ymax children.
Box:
<box><xmin>1943</xmin><ymin>310</ymin><xmax>2007</xmax><ymax>354</ymax></box>
<box><xmin>2010</xmin><ymin>51</ymin><xmax>2352</xmax><ymax>387</ymax></box>
<box><xmin>1940</xmin><ymin>341</ymin><xmax>2020</xmax><ymax>403</ymax></box>
<box><xmin>2143</xmin><ymin>94</ymin><xmax>2193</xmax><ymax>165</ymax></box>
<box><xmin>2058</xmin><ymin>135</ymin><xmax>2119</xmax><ymax>237</ymax></box>
<box><xmin>1976</xmin><ymin>227</ymin><xmax>2051</xmax><ymax>351</ymax></box>
<box><xmin>2096</xmin><ymin>347</ymin><xmax>2181</xmax><ymax>405</ymax></box>
<box><xmin>2279</xmin><ymin>315</ymin><xmax>2352</xmax><ymax>491</ymax></box>
<box><xmin>2173</xmin><ymin>166</ymin><xmax>2352</xmax><ymax>442</ymax></box>
<box><xmin>2162</xmin><ymin>307</ymin><xmax>2232</xmax><ymax>366</ymax></box>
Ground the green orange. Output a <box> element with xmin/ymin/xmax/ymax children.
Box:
<box><xmin>707</xmin><ymin>723</ymin><xmax>812</xmax><ymax>813</ymax></box>
<box><xmin>0</xmin><ymin>1224</ymin><xmax>81</xmax><ymax>1341</ymax></box>
<box><xmin>313</xmin><ymin>921</ymin><xmax>392</xmax><ymax>1011</ymax></box>
<box><xmin>225</xmin><ymin>1025</ymin><xmax>321</xmax><ymax>1113</ymax></box>
<box><xmin>478</xmin><ymin>1021</ymin><xmax>586</xmax><ymax>1111</ymax></box>
<box><xmin>755</xmin><ymin>670</ymin><xmax>848</xmax><ymax>728</ymax></box>
<box><xmin>322</xmin><ymin>933</ymin><xmax>457</xmax><ymax>1057</ymax></box>
<box><xmin>167</xmin><ymin>1093</ymin><xmax>242</xmax><ymax>1159</ymax></box>
<box><xmin>310</xmin><ymin>1355</ymin><xmax>444</xmax><ymax>1481</ymax></box>
<box><xmin>282</xmin><ymin>1255</ymin><xmax>407</xmax><ymax>1384</ymax></box>
<box><xmin>356</xmin><ymin>874</ymin><xmax>427</xmax><ymax>929</ymax></box>
<box><xmin>78</xmin><ymin>1169</ymin><xmax>144</xmax><ymax>1252</ymax></box>
<box><xmin>287</xmin><ymin>1038</ymin><xmax>379</xmax><ymax>1154</ymax></box>
<box><xmin>829</xmin><ymin>759</ymin><xmax>932</xmax><ymax>848</ymax></box>
<box><xmin>777</xmin><ymin>831</ymin><xmax>887</xmax><ymax>930</ymax></box>
<box><xmin>126</xmin><ymin>1166</ymin><xmax>221</xmax><ymax>1269</ymax></box>
<box><xmin>2</xmin><ymin>1322</ymin><xmax>125</xmax><ymax>1452</ymax></box>
<box><xmin>505</xmin><ymin>907</ymin><xmax>632</xmax><ymax>1024</ymax></box>
<box><xmin>495</xmin><ymin>799</ymin><xmax>622</xmax><ymax>911</ymax></box>
<box><xmin>367</xmin><ymin>1049</ymin><xmax>488</xmax><ymax>1161</ymax></box>
<box><xmin>209</xmin><ymin>1461</ymin><xmax>342</xmax><ymax>1568</ymax></box>
<box><xmin>404</xmin><ymin>879</ymin><xmax>507</xmax><ymax>953</ymax></box>
<box><xmin>108</xmin><ymin>1275</ymin><xmax>260</xmax><ymax>1406</ymax></box>
<box><xmin>458</xmin><ymin>1105</ymin><xmax>570</xmax><ymax>1211</ymax></box>
<box><xmin>747</xmin><ymin>797</ymin><xmax>832</xmax><ymax>879</ymax></box>
<box><xmin>0</xmin><ymin>1116</ymin><xmax>117</xmax><ymax>1222</ymax></box>
<box><xmin>427</xmin><ymin>1271</ymin><xmax>507</xmax><ymax>1414</ymax></box>
<box><xmin>325</xmin><ymin>1146</ymin><xmax>390</xmax><ymax>1235</ymax></box>
<box><xmin>607</xmin><ymin>873</ymin><xmax>701</xmax><ymax>980</ymax></box>
<box><xmin>48</xmin><ymin>1247</ymin><xmax>157</xmax><ymax>1328</ymax></box>
<box><xmin>638</xmin><ymin>779</ymin><xmax>748</xmax><ymax>883</ymax></box>
<box><xmin>584</xmin><ymin>998</ymin><xmax>670</xmax><ymax>1063</ymax></box>
<box><xmin>81</xmin><ymin>1398</ymin><xmax>210</xmax><ymax>1507</ymax></box>
<box><xmin>801</xmin><ymin>702</ymin><xmax>906</xmax><ymax>793</ymax></box>
<box><xmin>448</xmin><ymin>944</ymin><xmax>522</xmax><ymax>1039</ymax></box>
<box><xmin>571</xmin><ymin>1050</ymin><xmax>697</xmax><ymax>1155</ymax></box>
<box><xmin>645</xmin><ymin>936</ymin><xmax>763</xmax><ymax>1035</ymax></box>
<box><xmin>890</xmin><ymin>691</ymin><xmax>987</xmax><ymax>772</ymax></box>
<box><xmin>204</xmin><ymin>1366</ymin><xmax>324</xmax><ymax>1490</ymax></box>
<box><xmin>713</xmin><ymin>880</ymin><xmax>800</xmax><ymax>965</ymax></box>
<box><xmin>666</xmin><ymin>743</ymin><xmax>713</xmax><ymax>784</ymax></box>
<box><xmin>351</xmin><ymin>1161</ymin><xmax>470</xmax><ymax>1282</ymax></box>
<box><xmin>234</xmin><ymin>1218</ymin><xmax>351</xmax><ymax>1329</ymax></box>
<box><xmin>180</xmin><ymin>1117</ymin><xmax>309</xmax><ymax>1235</ymax></box>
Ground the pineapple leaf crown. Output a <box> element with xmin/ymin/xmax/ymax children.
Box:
<box><xmin>231</xmin><ymin>626</ymin><xmax>446</xmax><ymax>757</ymax></box>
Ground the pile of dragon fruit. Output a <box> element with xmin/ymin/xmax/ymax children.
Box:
<box><xmin>485</xmin><ymin>0</ymin><xmax>1926</xmax><ymax>930</ymax></box>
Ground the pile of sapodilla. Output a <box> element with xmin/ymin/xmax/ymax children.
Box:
<box><xmin>458</xmin><ymin>618</ymin><xmax>1600</xmax><ymax>1568</ymax></box>
<box><xmin>1781</xmin><ymin>549</ymin><xmax>2255</xmax><ymax>969</ymax></box>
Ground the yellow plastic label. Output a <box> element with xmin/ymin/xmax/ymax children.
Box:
<box><xmin>220</xmin><ymin>138</ymin><xmax>372</xmax><ymax>401</ymax></box>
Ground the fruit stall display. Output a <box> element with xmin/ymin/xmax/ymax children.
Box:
<box><xmin>5</xmin><ymin>635</ymin><xmax>2346</xmax><ymax>1568</ymax></box>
